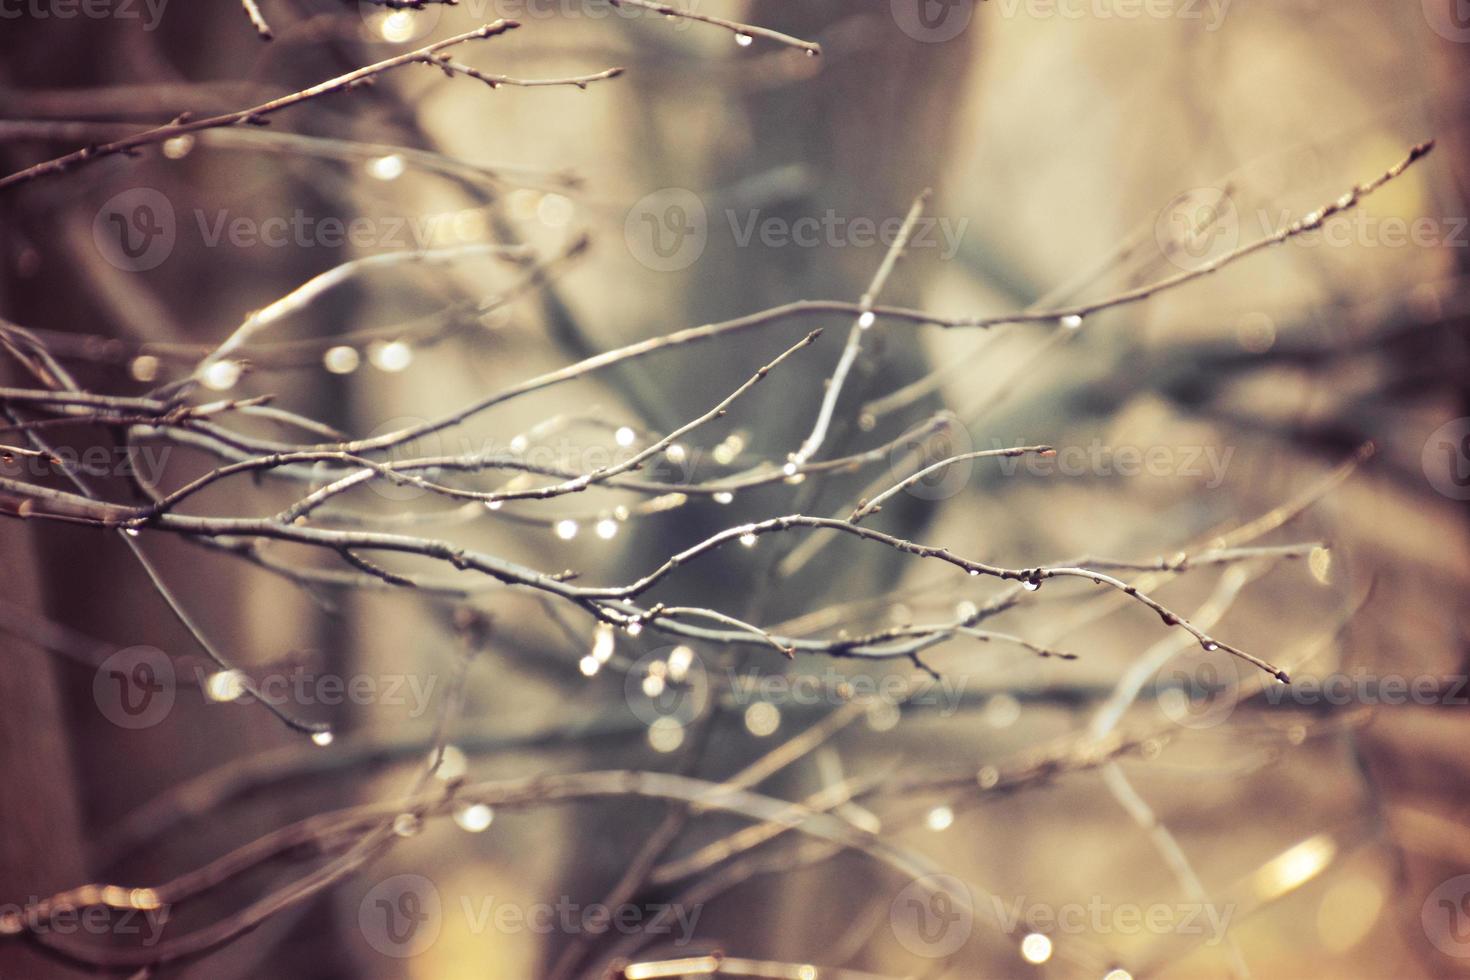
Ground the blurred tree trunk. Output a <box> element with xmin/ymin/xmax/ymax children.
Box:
<box><xmin>0</xmin><ymin>527</ymin><xmax>86</xmax><ymax>980</ymax></box>
<box><xmin>564</xmin><ymin>6</ymin><xmax>982</xmax><ymax>971</ymax></box>
<box><xmin>0</xmin><ymin>11</ymin><xmax>359</xmax><ymax>976</ymax></box>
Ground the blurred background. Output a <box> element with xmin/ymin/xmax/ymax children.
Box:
<box><xmin>1</xmin><ymin>0</ymin><xmax>1469</xmax><ymax>977</ymax></box>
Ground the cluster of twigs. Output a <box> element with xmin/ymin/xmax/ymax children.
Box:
<box><xmin>0</xmin><ymin>3</ymin><xmax>1440</xmax><ymax>976</ymax></box>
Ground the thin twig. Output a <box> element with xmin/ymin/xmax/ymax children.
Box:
<box><xmin>0</xmin><ymin>22</ymin><xmax>522</xmax><ymax>191</ymax></box>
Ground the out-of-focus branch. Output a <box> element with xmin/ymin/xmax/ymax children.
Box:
<box><xmin>0</xmin><ymin>22</ymin><xmax>523</xmax><ymax>192</ymax></box>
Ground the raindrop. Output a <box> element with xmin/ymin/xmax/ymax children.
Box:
<box><xmin>1021</xmin><ymin>933</ymin><xmax>1053</xmax><ymax>965</ymax></box>
<box><xmin>204</xmin><ymin>669</ymin><xmax>247</xmax><ymax>703</ymax></box>
<box><xmin>713</xmin><ymin>491</ymin><xmax>734</xmax><ymax>505</ymax></box>
<box><xmin>555</xmin><ymin>519</ymin><xmax>579</xmax><ymax>540</ymax></box>
<box><xmin>323</xmin><ymin>345</ymin><xmax>360</xmax><ymax>375</ymax></box>
<box><xmin>201</xmin><ymin>359</ymin><xmax>242</xmax><ymax>392</ymax></box>
<box><xmin>866</xmin><ymin>700</ymin><xmax>900</xmax><ymax>732</ymax></box>
<box><xmin>311</xmin><ymin>730</ymin><xmax>334</xmax><ymax>747</ymax></box>
<box><xmin>648</xmin><ymin>717</ymin><xmax>684</xmax><ymax>752</ymax></box>
<box><xmin>925</xmin><ymin>805</ymin><xmax>955</xmax><ymax>831</ymax></box>
<box><xmin>392</xmin><ymin>813</ymin><xmax>420</xmax><ymax>838</ymax></box>
<box><xmin>591</xmin><ymin>622</ymin><xmax>615</xmax><ymax>662</ymax></box>
<box><xmin>536</xmin><ymin>193</ymin><xmax>574</xmax><ymax>228</ymax></box>
<box><xmin>734</xmin><ymin>32</ymin><xmax>753</xmax><ymax>47</ymax></box>
<box><xmin>744</xmin><ymin>701</ymin><xmax>780</xmax><ymax>737</ymax></box>
<box><xmin>433</xmin><ymin>745</ymin><xmax>467</xmax><ymax>781</ymax></box>
<box><xmin>1060</xmin><ymin>314</ymin><xmax>1084</xmax><ymax>330</ymax></box>
<box><xmin>378</xmin><ymin>9</ymin><xmax>415</xmax><ymax>43</ymax></box>
<box><xmin>367</xmin><ymin>154</ymin><xmax>405</xmax><ymax>181</ymax></box>
<box><xmin>454</xmin><ymin>803</ymin><xmax>494</xmax><ymax>833</ymax></box>
<box><xmin>984</xmin><ymin>693</ymin><xmax>1021</xmax><ymax>729</ymax></box>
<box><xmin>667</xmin><ymin>646</ymin><xmax>694</xmax><ymax>680</ymax></box>
<box><xmin>369</xmin><ymin>340</ymin><xmax>413</xmax><ymax>373</ymax></box>
<box><xmin>130</xmin><ymin>355</ymin><xmax>161</xmax><ymax>383</ymax></box>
